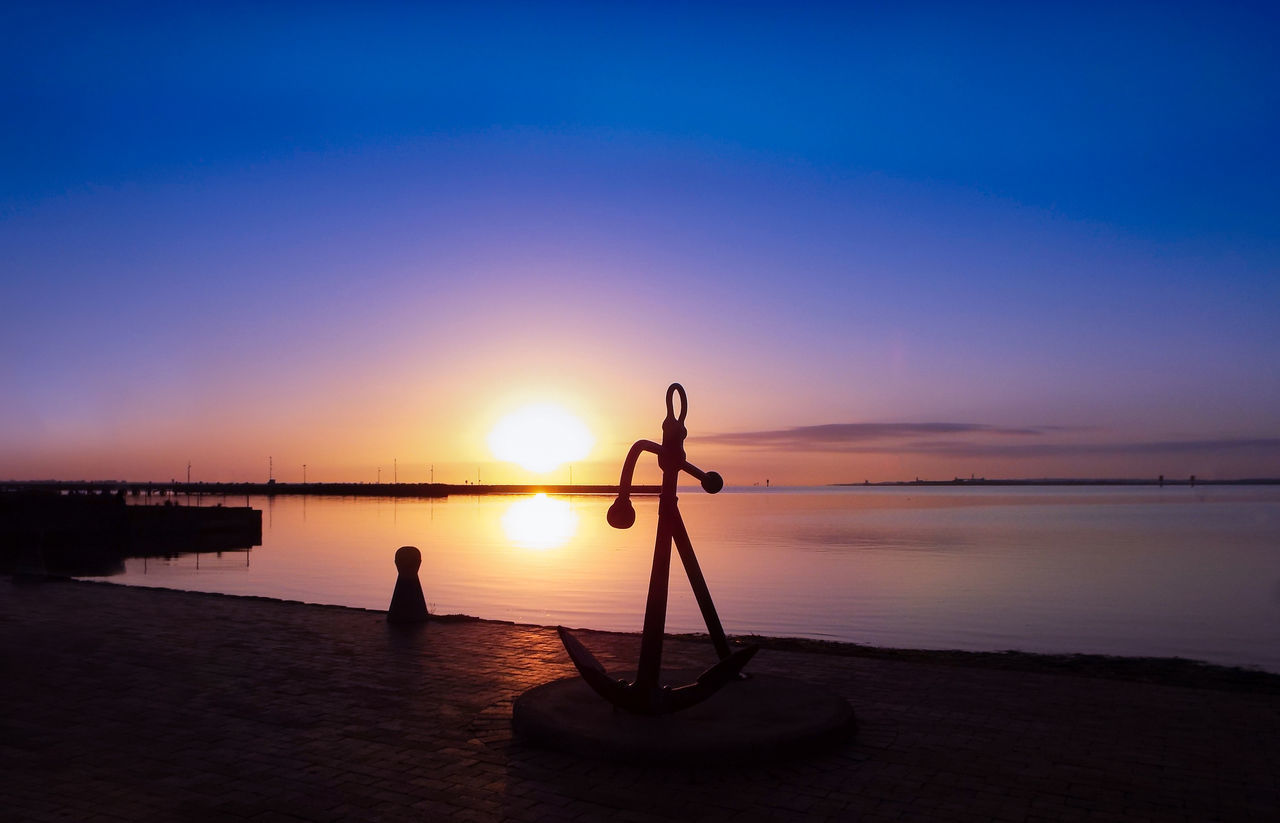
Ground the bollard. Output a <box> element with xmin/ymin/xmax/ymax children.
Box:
<box><xmin>387</xmin><ymin>545</ymin><xmax>429</xmax><ymax>624</ymax></box>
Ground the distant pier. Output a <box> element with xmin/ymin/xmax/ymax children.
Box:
<box><xmin>0</xmin><ymin>481</ymin><xmax>658</xmax><ymax>498</ymax></box>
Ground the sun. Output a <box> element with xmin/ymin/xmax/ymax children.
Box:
<box><xmin>487</xmin><ymin>403</ymin><xmax>594</xmax><ymax>473</ymax></box>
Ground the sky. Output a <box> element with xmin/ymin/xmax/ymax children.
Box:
<box><xmin>2</xmin><ymin>1</ymin><xmax>1278</xmax><ymax>484</ymax></box>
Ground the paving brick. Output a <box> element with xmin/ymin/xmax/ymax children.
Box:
<box><xmin>2</xmin><ymin>577</ymin><xmax>1277</xmax><ymax>823</ymax></box>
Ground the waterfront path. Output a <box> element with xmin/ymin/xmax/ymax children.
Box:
<box><xmin>3</xmin><ymin>577</ymin><xmax>1277</xmax><ymax>822</ymax></box>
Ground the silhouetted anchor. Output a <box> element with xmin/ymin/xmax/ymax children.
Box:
<box><xmin>558</xmin><ymin>383</ymin><xmax>757</xmax><ymax>714</ymax></box>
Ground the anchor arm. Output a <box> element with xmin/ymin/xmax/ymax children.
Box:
<box><xmin>681</xmin><ymin>460</ymin><xmax>724</xmax><ymax>494</ymax></box>
<box><xmin>607</xmin><ymin>439</ymin><xmax>661</xmax><ymax>529</ymax></box>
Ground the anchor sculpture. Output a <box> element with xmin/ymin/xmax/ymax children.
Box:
<box><xmin>558</xmin><ymin>383</ymin><xmax>757</xmax><ymax>714</ymax></box>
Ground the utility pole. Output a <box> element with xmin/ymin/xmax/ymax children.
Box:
<box><xmin>269</xmin><ymin>456</ymin><xmax>273</xmax><ymax>482</ymax></box>
<box><xmin>377</xmin><ymin>466</ymin><xmax>381</xmax><ymax>484</ymax></box>
<box><xmin>303</xmin><ymin>464</ymin><xmax>307</xmax><ymax>484</ymax></box>
<box><xmin>394</xmin><ymin>458</ymin><xmax>398</xmax><ymax>484</ymax></box>
<box><xmin>186</xmin><ymin>462</ymin><xmax>191</xmax><ymax>484</ymax></box>
<box><xmin>430</xmin><ymin>464</ymin><xmax>434</xmax><ymax>483</ymax></box>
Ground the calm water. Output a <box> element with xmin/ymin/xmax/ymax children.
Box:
<box><xmin>85</xmin><ymin>486</ymin><xmax>1280</xmax><ymax>671</ymax></box>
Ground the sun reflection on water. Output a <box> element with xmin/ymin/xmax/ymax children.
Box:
<box><xmin>501</xmin><ymin>493</ymin><xmax>579</xmax><ymax>550</ymax></box>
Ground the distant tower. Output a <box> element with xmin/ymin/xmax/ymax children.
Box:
<box><xmin>269</xmin><ymin>456</ymin><xmax>273</xmax><ymax>482</ymax></box>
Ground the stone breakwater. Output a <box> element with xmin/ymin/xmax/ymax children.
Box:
<box><xmin>3</xmin><ymin>577</ymin><xmax>1278</xmax><ymax>821</ymax></box>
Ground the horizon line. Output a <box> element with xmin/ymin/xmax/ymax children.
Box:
<box><xmin>4</xmin><ymin>476</ymin><xmax>1279</xmax><ymax>490</ymax></box>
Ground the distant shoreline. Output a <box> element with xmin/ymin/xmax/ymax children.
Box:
<box><xmin>831</xmin><ymin>477</ymin><xmax>1280</xmax><ymax>487</ymax></box>
<box><xmin>0</xmin><ymin>481</ymin><xmax>658</xmax><ymax>498</ymax></box>
<box><xmin>3</xmin><ymin>477</ymin><xmax>1280</xmax><ymax>498</ymax></box>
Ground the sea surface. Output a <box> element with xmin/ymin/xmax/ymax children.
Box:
<box><xmin>84</xmin><ymin>486</ymin><xmax>1280</xmax><ymax>672</ymax></box>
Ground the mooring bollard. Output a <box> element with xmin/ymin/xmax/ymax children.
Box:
<box><xmin>387</xmin><ymin>545</ymin><xmax>429</xmax><ymax>624</ymax></box>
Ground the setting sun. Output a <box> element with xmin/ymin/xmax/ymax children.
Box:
<box><xmin>487</xmin><ymin>404</ymin><xmax>594</xmax><ymax>473</ymax></box>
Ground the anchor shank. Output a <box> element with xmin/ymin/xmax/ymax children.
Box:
<box><xmin>670</xmin><ymin>509</ymin><xmax>732</xmax><ymax>660</ymax></box>
<box><xmin>635</xmin><ymin>496</ymin><xmax>676</xmax><ymax>691</ymax></box>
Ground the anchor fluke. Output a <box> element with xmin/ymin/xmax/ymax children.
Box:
<box><xmin>691</xmin><ymin>643</ymin><xmax>757</xmax><ymax>691</ymax></box>
<box><xmin>558</xmin><ymin>627</ymin><xmax>629</xmax><ymax>702</ymax></box>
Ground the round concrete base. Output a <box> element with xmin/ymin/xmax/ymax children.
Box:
<box><xmin>512</xmin><ymin>673</ymin><xmax>855</xmax><ymax>765</ymax></box>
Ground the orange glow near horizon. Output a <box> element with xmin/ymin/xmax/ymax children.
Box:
<box><xmin>4</xmin><ymin>368</ymin><xmax>1273</xmax><ymax>485</ymax></box>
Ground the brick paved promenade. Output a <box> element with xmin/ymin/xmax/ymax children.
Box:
<box><xmin>3</xmin><ymin>577</ymin><xmax>1278</xmax><ymax>822</ymax></box>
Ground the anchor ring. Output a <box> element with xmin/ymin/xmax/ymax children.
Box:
<box><xmin>666</xmin><ymin>383</ymin><xmax>688</xmax><ymax>423</ymax></box>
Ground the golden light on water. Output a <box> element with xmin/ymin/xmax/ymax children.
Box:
<box><xmin>487</xmin><ymin>403</ymin><xmax>594</xmax><ymax>473</ymax></box>
<box><xmin>501</xmin><ymin>494</ymin><xmax>579</xmax><ymax>550</ymax></box>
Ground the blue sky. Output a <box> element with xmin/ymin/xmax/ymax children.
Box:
<box><xmin>2</xmin><ymin>1</ymin><xmax>1278</xmax><ymax>482</ymax></box>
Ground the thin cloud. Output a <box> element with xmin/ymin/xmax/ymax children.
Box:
<box><xmin>887</xmin><ymin>438</ymin><xmax>1280</xmax><ymax>459</ymax></box>
<box><xmin>693</xmin><ymin>422</ymin><xmax>1049</xmax><ymax>449</ymax></box>
<box><xmin>692</xmin><ymin>423</ymin><xmax>1280</xmax><ymax>459</ymax></box>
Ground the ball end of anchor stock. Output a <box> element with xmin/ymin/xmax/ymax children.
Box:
<box><xmin>701</xmin><ymin>471</ymin><xmax>724</xmax><ymax>494</ymax></box>
<box><xmin>607</xmin><ymin>496</ymin><xmax>636</xmax><ymax>529</ymax></box>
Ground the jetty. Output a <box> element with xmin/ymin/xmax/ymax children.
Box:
<box><xmin>1</xmin><ymin>480</ymin><xmax>658</xmax><ymax>498</ymax></box>
<box><xmin>0</xmin><ymin>491</ymin><xmax>261</xmax><ymax>576</ymax></box>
